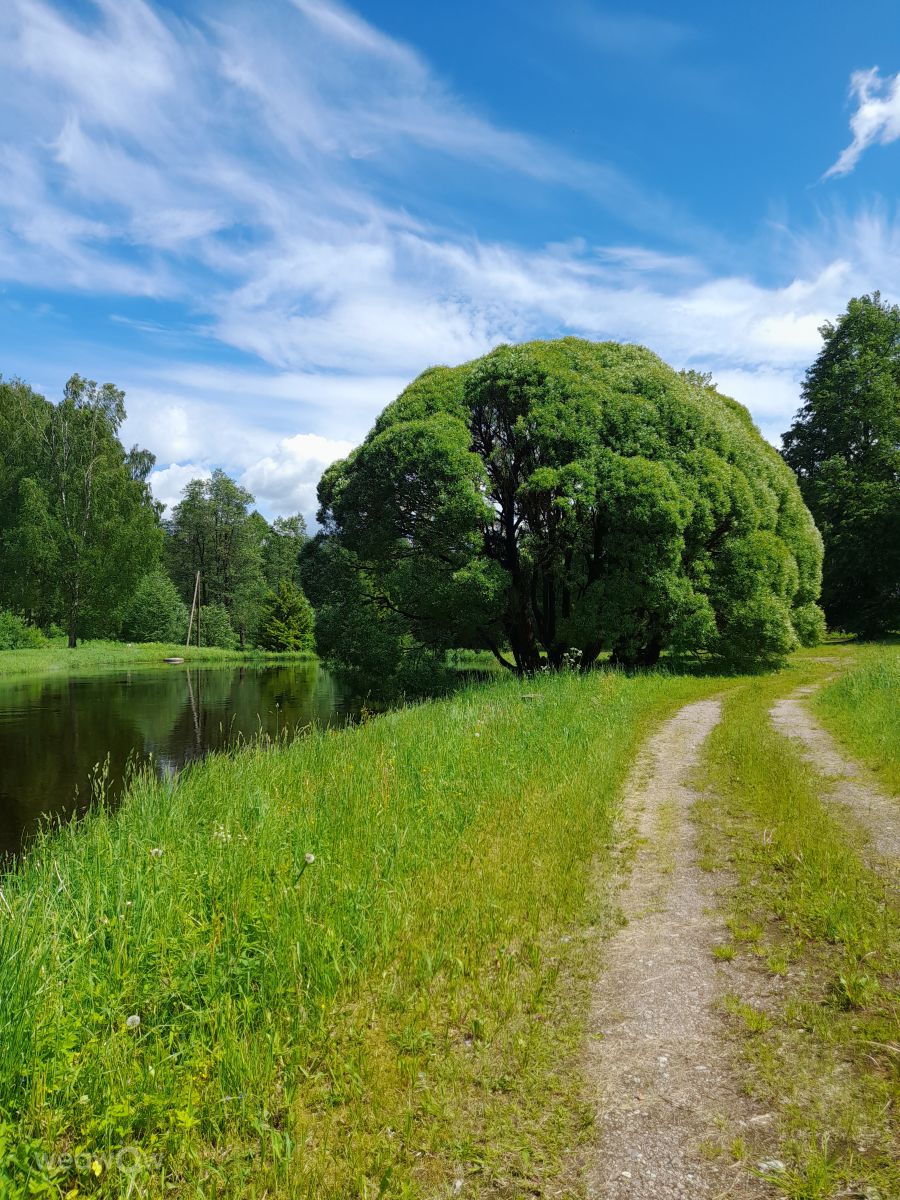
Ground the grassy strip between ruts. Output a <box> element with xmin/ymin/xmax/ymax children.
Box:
<box><xmin>811</xmin><ymin>642</ymin><xmax>900</xmax><ymax>796</ymax></box>
<box><xmin>0</xmin><ymin>641</ymin><xmax>317</xmax><ymax>681</ymax></box>
<box><xmin>0</xmin><ymin>667</ymin><xmax>717</xmax><ymax>1198</ymax></box>
<box><xmin>694</xmin><ymin>663</ymin><xmax>900</xmax><ymax>1200</ymax></box>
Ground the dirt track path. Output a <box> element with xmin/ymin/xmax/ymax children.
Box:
<box><xmin>585</xmin><ymin>700</ymin><xmax>769</xmax><ymax>1200</ymax></box>
<box><xmin>770</xmin><ymin>685</ymin><xmax>900</xmax><ymax>866</ymax></box>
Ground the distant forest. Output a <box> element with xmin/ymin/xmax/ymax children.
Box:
<box><xmin>0</xmin><ymin>375</ymin><xmax>314</xmax><ymax>652</ymax></box>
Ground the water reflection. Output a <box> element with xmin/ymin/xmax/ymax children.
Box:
<box><xmin>0</xmin><ymin>663</ymin><xmax>354</xmax><ymax>857</ymax></box>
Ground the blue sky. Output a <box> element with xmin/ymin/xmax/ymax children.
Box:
<box><xmin>1</xmin><ymin>0</ymin><xmax>899</xmax><ymax>519</ymax></box>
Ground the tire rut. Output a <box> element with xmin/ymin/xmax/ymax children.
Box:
<box><xmin>770</xmin><ymin>685</ymin><xmax>900</xmax><ymax>869</ymax></box>
<box><xmin>584</xmin><ymin>699</ymin><xmax>771</xmax><ymax>1200</ymax></box>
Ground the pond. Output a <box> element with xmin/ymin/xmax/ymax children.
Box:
<box><xmin>0</xmin><ymin>663</ymin><xmax>356</xmax><ymax>858</ymax></box>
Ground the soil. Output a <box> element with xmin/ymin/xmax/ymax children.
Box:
<box><xmin>584</xmin><ymin>700</ymin><xmax>773</xmax><ymax>1199</ymax></box>
<box><xmin>770</xmin><ymin>685</ymin><xmax>900</xmax><ymax>867</ymax></box>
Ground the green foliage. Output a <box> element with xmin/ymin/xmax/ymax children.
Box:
<box><xmin>121</xmin><ymin>571</ymin><xmax>189</xmax><ymax>644</ymax></box>
<box><xmin>305</xmin><ymin>339</ymin><xmax>824</xmax><ymax>685</ymax></box>
<box><xmin>0</xmin><ymin>610</ymin><xmax>47</xmax><ymax>651</ymax></box>
<box><xmin>0</xmin><ymin>375</ymin><xmax>162</xmax><ymax>646</ymax></box>
<box><xmin>167</xmin><ymin>470</ymin><xmax>267</xmax><ymax>646</ymax></box>
<box><xmin>783</xmin><ymin>293</ymin><xmax>900</xmax><ymax>637</ymax></box>
<box><xmin>257</xmin><ymin>580</ymin><xmax>315</xmax><ymax>652</ymax></box>
<box><xmin>197</xmin><ymin>602</ymin><xmax>238</xmax><ymax>649</ymax></box>
<box><xmin>0</xmin><ymin>378</ymin><xmax>51</xmax><ymax>622</ymax></box>
<box><xmin>262</xmin><ymin>514</ymin><xmax>308</xmax><ymax>589</ymax></box>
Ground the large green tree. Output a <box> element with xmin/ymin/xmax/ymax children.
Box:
<box><xmin>304</xmin><ymin>339</ymin><xmax>824</xmax><ymax>688</ymax></box>
<box><xmin>782</xmin><ymin>293</ymin><xmax>900</xmax><ymax>637</ymax></box>
<box><xmin>0</xmin><ymin>377</ymin><xmax>50</xmax><ymax>620</ymax></box>
<box><xmin>167</xmin><ymin>470</ymin><xmax>266</xmax><ymax>647</ymax></box>
<box><xmin>2</xmin><ymin>375</ymin><xmax>162</xmax><ymax>645</ymax></box>
<box><xmin>261</xmin><ymin>513</ymin><xmax>308</xmax><ymax>589</ymax></box>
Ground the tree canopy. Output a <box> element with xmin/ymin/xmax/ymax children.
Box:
<box><xmin>258</xmin><ymin>580</ymin><xmax>315</xmax><ymax>652</ymax></box>
<box><xmin>0</xmin><ymin>374</ymin><xmax>162</xmax><ymax>645</ymax></box>
<box><xmin>304</xmin><ymin>338</ymin><xmax>824</xmax><ymax>687</ymax></box>
<box><xmin>782</xmin><ymin>293</ymin><xmax>900</xmax><ymax>637</ymax></box>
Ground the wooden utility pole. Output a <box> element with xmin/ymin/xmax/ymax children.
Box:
<box><xmin>186</xmin><ymin>571</ymin><xmax>200</xmax><ymax>649</ymax></box>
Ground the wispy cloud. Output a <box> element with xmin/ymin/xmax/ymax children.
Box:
<box><xmin>826</xmin><ymin>67</ymin><xmax>900</xmax><ymax>177</ymax></box>
<box><xmin>566</xmin><ymin>5</ymin><xmax>696</xmax><ymax>59</ymax></box>
<box><xmin>1</xmin><ymin>1</ymin><xmax>898</xmax><ymax>521</ymax></box>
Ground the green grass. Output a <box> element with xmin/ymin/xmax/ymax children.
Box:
<box><xmin>0</xmin><ymin>667</ymin><xmax>716</xmax><ymax>1198</ymax></box>
<box><xmin>695</xmin><ymin>664</ymin><xmax>900</xmax><ymax>1200</ymax></box>
<box><xmin>811</xmin><ymin>643</ymin><xmax>900</xmax><ymax>795</ymax></box>
<box><xmin>0</xmin><ymin>640</ymin><xmax>316</xmax><ymax>680</ymax></box>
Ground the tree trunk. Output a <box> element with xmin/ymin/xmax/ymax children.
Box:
<box><xmin>611</xmin><ymin>634</ymin><xmax>662</xmax><ymax>669</ymax></box>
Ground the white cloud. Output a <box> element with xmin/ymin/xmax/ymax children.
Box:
<box><xmin>1</xmin><ymin>0</ymin><xmax>899</xmax><ymax>499</ymax></box>
<box><xmin>826</xmin><ymin>67</ymin><xmax>900</xmax><ymax>177</ymax></box>
<box><xmin>148</xmin><ymin>434</ymin><xmax>353</xmax><ymax>522</ymax></box>
<box><xmin>240</xmin><ymin>433</ymin><xmax>356</xmax><ymax>519</ymax></box>
<box><xmin>147</xmin><ymin>462</ymin><xmax>211</xmax><ymax>512</ymax></box>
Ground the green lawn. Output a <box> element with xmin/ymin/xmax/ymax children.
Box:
<box><xmin>0</xmin><ymin>639</ymin><xmax>316</xmax><ymax>680</ymax></box>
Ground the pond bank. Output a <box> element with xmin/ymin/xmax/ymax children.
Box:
<box><xmin>0</xmin><ymin>639</ymin><xmax>317</xmax><ymax>680</ymax></box>
<box><xmin>0</xmin><ymin>661</ymin><xmax>353</xmax><ymax>857</ymax></box>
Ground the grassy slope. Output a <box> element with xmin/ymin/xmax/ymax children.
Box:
<box><xmin>0</xmin><ymin>668</ymin><xmax>716</xmax><ymax>1198</ymax></box>
<box><xmin>695</xmin><ymin>660</ymin><xmax>900</xmax><ymax>1200</ymax></box>
<box><xmin>0</xmin><ymin>640</ymin><xmax>316</xmax><ymax>680</ymax></box>
<box><xmin>812</xmin><ymin>643</ymin><xmax>900</xmax><ymax>795</ymax></box>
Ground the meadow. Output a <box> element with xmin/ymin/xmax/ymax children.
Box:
<box><xmin>0</xmin><ymin>645</ymin><xmax>896</xmax><ymax>1198</ymax></box>
<box><xmin>813</xmin><ymin>642</ymin><xmax>900</xmax><ymax>795</ymax></box>
<box><xmin>0</xmin><ymin>667</ymin><xmax>716</xmax><ymax>1197</ymax></box>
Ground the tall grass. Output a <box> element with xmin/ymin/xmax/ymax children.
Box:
<box><xmin>812</xmin><ymin>644</ymin><xmax>900</xmax><ymax>795</ymax></box>
<box><xmin>0</xmin><ymin>668</ymin><xmax>713</xmax><ymax>1197</ymax></box>
<box><xmin>0</xmin><ymin>640</ymin><xmax>315</xmax><ymax>680</ymax></box>
<box><xmin>695</xmin><ymin>668</ymin><xmax>900</xmax><ymax>1200</ymax></box>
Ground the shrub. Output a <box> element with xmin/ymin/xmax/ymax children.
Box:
<box><xmin>122</xmin><ymin>571</ymin><xmax>189</xmax><ymax>644</ymax></box>
<box><xmin>0</xmin><ymin>610</ymin><xmax>47</xmax><ymax>650</ymax></box>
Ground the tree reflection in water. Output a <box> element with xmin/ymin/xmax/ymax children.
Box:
<box><xmin>0</xmin><ymin>664</ymin><xmax>354</xmax><ymax>857</ymax></box>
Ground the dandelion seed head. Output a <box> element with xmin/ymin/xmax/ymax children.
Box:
<box><xmin>149</xmin><ymin>847</ymin><xmax>163</xmax><ymax>858</ymax></box>
<box><xmin>304</xmin><ymin>852</ymin><xmax>315</xmax><ymax>865</ymax></box>
<box><xmin>125</xmin><ymin>1014</ymin><xmax>141</xmax><ymax>1030</ymax></box>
